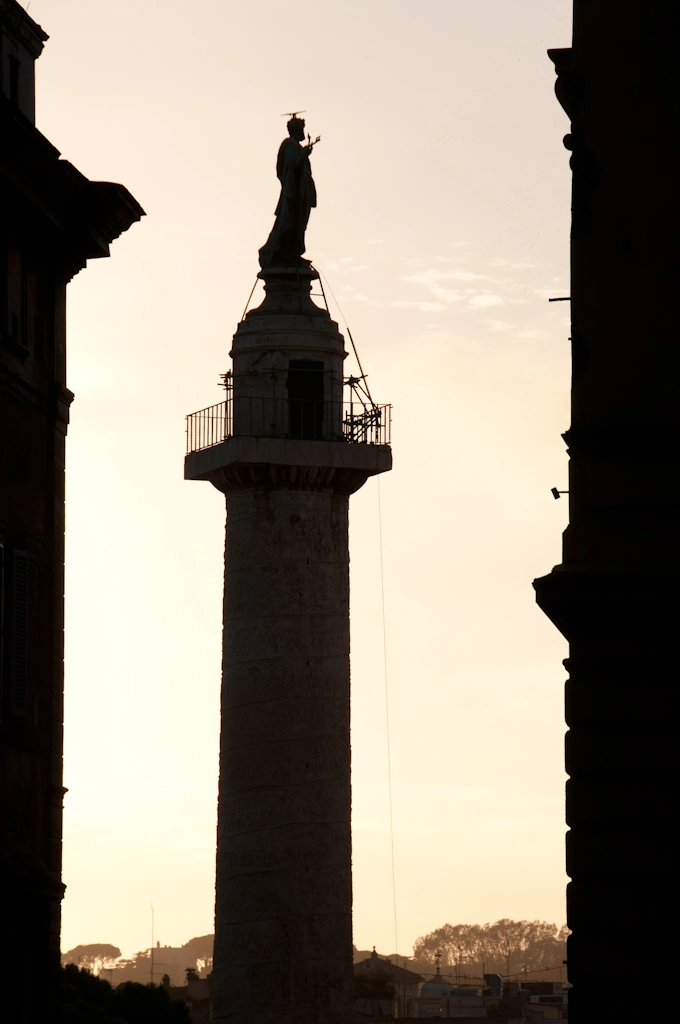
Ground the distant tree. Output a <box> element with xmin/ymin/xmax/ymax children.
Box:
<box><xmin>116</xmin><ymin>979</ymin><xmax>191</xmax><ymax>1023</ymax></box>
<box><xmin>60</xmin><ymin>964</ymin><xmax>191</xmax><ymax>1023</ymax></box>
<box><xmin>60</xmin><ymin>964</ymin><xmax>121</xmax><ymax>1024</ymax></box>
<box><xmin>413</xmin><ymin>920</ymin><xmax>568</xmax><ymax>978</ymax></box>
<box><xmin>62</xmin><ymin>943</ymin><xmax>122</xmax><ymax>975</ymax></box>
<box><xmin>181</xmin><ymin>934</ymin><xmax>213</xmax><ymax>975</ymax></box>
<box><xmin>181</xmin><ymin>935</ymin><xmax>213</xmax><ymax>959</ymax></box>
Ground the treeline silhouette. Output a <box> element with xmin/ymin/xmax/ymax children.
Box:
<box><xmin>62</xmin><ymin>922</ymin><xmax>567</xmax><ymax>988</ymax></box>
<box><xmin>62</xmin><ymin>935</ymin><xmax>213</xmax><ymax>987</ymax></box>
<box><xmin>413</xmin><ymin>919</ymin><xmax>568</xmax><ymax>979</ymax></box>
<box><xmin>62</xmin><ymin>944</ymin><xmax>122</xmax><ymax>974</ymax></box>
<box><xmin>60</xmin><ymin>964</ymin><xmax>190</xmax><ymax>1023</ymax></box>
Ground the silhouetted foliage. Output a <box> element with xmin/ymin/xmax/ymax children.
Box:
<box><xmin>60</xmin><ymin>933</ymin><xmax>214</xmax><ymax>988</ymax></box>
<box><xmin>103</xmin><ymin>935</ymin><xmax>214</xmax><ymax>987</ymax></box>
<box><xmin>180</xmin><ymin>934</ymin><xmax>213</xmax><ymax>960</ymax></box>
<box><xmin>413</xmin><ymin>920</ymin><xmax>568</xmax><ymax>977</ymax></box>
<box><xmin>60</xmin><ymin>964</ymin><xmax>191</xmax><ymax>1023</ymax></box>
<box><xmin>62</xmin><ymin>943</ymin><xmax>122</xmax><ymax>973</ymax></box>
<box><xmin>181</xmin><ymin>933</ymin><xmax>213</xmax><ymax>974</ymax></box>
<box><xmin>115</xmin><ymin>979</ymin><xmax>191</xmax><ymax>1023</ymax></box>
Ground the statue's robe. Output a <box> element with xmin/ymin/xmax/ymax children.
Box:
<box><xmin>259</xmin><ymin>138</ymin><xmax>317</xmax><ymax>268</ymax></box>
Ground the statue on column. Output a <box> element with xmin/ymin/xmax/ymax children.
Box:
<box><xmin>258</xmin><ymin>114</ymin><xmax>320</xmax><ymax>270</ymax></box>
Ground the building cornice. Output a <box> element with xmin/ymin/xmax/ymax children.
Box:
<box><xmin>0</xmin><ymin>0</ymin><xmax>48</xmax><ymax>58</ymax></box>
<box><xmin>185</xmin><ymin>435</ymin><xmax>392</xmax><ymax>496</ymax></box>
<box><xmin>0</xmin><ymin>98</ymin><xmax>144</xmax><ymax>275</ymax></box>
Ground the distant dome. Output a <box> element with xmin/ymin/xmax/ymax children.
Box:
<box><xmin>419</xmin><ymin>976</ymin><xmax>454</xmax><ymax>999</ymax></box>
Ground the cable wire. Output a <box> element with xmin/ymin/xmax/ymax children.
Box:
<box><xmin>240</xmin><ymin>278</ymin><xmax>259</xmax><ymax>321</ymax></box>
<box><xmin>313</xmin><ymin>265</ymin><xmax>375</xmax><ymax>405</ymax></box>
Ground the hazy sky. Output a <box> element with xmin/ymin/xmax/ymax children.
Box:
<box><xmin>28</xmin><ymin>0</ymin><xmax>572</xmax><ymax>961</ymax></box>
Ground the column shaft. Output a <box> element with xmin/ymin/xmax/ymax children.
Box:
<box><xmin>212</xmin><ymin>484</ymin><xmax>353</xmax><ymax>1024</ymax></box>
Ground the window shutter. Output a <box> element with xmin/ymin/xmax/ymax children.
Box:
<box><xmin>11</xmin><ymin>551</ymin><xmax>29</xmax><ymax>716</ymax></box>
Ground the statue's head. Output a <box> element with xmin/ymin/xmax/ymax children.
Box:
<box><xmin>287</xmin><ymin>116</ymin><xmax>306</xmax><ymax>141</ymax></box>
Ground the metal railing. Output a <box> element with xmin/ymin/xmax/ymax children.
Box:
<box><xmin>185</xmin><ymin>401</ymin><xmax>229</xmax><ymax>454</ymax></box>
<box><xmin>186</xmin><ymin>396</ymin><xmax>391</xmax><ymax>454</ymax></box>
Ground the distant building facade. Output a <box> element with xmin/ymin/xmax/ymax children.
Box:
<box><xmin>524</xmin><ymin>981</ymin><xmax>568</xmax><ymax>1008</ymax></box>
<box><xmin>409</xmin><ymin>971</ymin><xmax>486</xmax><ymax>1019</ymax></box>
<box><xmin>354</xmin><ymin>947</ymin><xmax>423</xmax><ymax>1018</ymax></box>
<box><xmin>167</xmin><ymin>972</ymin><xmax>212</xmax><ymax>1024</ymax></box>
<box><xmin>0</xmin><ymin>1</ymin><xmax>143</xmax><ymax>1019</ymax></box>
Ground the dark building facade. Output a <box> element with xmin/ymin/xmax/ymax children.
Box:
<box><xmin>535</xmin><ymin>4</ymin><xmax>679</xmax><ymax>1021</ymax></box>
<box><xmin>0</xmin><ymin>2</ymin><xmax>143</xmax><ymax>1018</ymax></box>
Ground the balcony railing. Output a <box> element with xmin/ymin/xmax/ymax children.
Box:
<box><xmin>186</xmin><ymin>396</ymin><xmax>391</xmax><ymax>454</ymax></box>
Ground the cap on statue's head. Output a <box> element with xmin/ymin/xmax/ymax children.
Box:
<box><xmin>287</xmin><ymin>116</ymin><xmax>305</xmax><ymax>134</ymax></box>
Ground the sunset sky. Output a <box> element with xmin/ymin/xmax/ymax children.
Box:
<box><xmin>27</xmin><ymin>0</ymin><xmax>572</xmax><ymax>960</ymax></box>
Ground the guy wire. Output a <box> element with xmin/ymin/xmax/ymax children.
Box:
<box><xmin>314</xmin><ymin>265</ymin><xmax>375</xmax><ymax>406</ymax></box>
<box><xmin>240</xmin><ymin>278</ymin><xmax>259</xmax><ymax>321</ymax></box>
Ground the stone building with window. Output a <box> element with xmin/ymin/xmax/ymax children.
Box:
<box><xmin>0</xmin><ymin>1</ymin><xmax>143</xmax><ymax>1018</ymax></box>
<box><xmin>535</xmin><ymin>4</ymin><xmax>679</xmax><ymax>1020</ymax></box>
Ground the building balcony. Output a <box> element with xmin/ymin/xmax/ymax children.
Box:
<box><xmin>184</xmin><ymin>386</ymin><xmax>392</xmax><ymax>492</ymax></box>
<box><xmin>186</xmin><ymin>394</ymin><xmax>391</xmax><ymax>455</ymax></box>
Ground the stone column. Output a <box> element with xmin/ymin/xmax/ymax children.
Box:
<box><xmin>212</xmin><ymin>479</ymin><xmax>353</xmax><ymax>1024</ymax></box>
<box><xmin>185</xmin><ymin>265</ymin><xmax>392</xmax><ymax>1022</ymax></box>
<box><xmin>186</xmin><ymin>442</ymin><xmax>390</xmax><ymax>1023</ymax></box>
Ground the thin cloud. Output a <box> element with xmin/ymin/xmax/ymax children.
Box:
<box><xmin>393</xmin><ymin>256</ymin><xmax>567</xmax><ymax>321</ymax></box>
<box><xmin>489</xmin><ymin>256</ymin><xmax>538</xmax><ymax>270</ymax></box>
<box><xmin>405</xmin><ymin>269</ymin><xmax>488</xmax><ymax>286</ymax></box>
<box><xmin>324</xmin><ymin>256</ymin><xmax>369</xmax><ymax>274</ymax></box>
<box><xmin>400</xmin><ymin>268</ymin><xmax>489</xmax><ymax>307</ymax></box>
<box><xmin>339</xmin><ymin>284</ymin><xmax>370</xmax><ymax>303</ymax></box>
<box><xmin>516</xmin><ymin>327</ymin><xmax>549</xmax><ymax>342</ymax></box>
<box><xmin>469</xmin><ymin>294</ymin><xmax>504</xmax><ymax>309</ymax></box>
<box><xmin>391</xmin><ymin>299</ymin><xmax>448</xmax><ymax>313</ymax></box>
<box><xmin>534</xmin><ymin>286</ymin><xmax>569</xmax><ymax>300</ymax></box>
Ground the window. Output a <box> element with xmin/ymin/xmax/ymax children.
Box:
<box><xmin>287</xmin><ymin>360</ymin><xmax>324</xmax><ymax>440</ymax></box>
